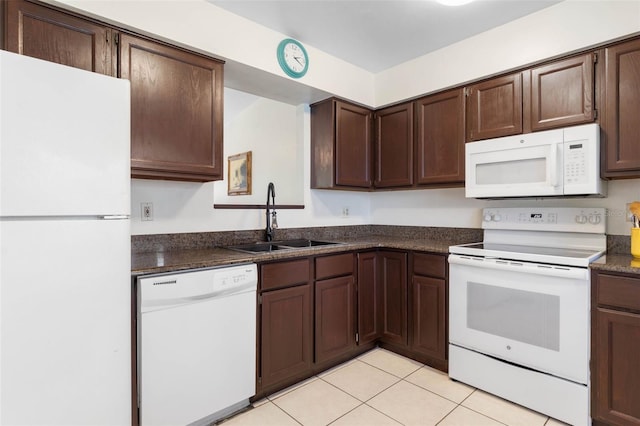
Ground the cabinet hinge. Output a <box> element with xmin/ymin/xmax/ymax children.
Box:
<box><xmin>258</xmin><ymin>294</ymin><xmax>262</xmax><ymax>305</ymax></box>
<box><xmin>355</xmin><ymin>332</ymin><xmax>359</xmax><ymax>343</ymax></box>
<box><xmin>593</xmin><ymin>52</ymin><xmax>598</xmax><ymax>63</ymax></box>
<box><xmin>594</xmin><ymin>108</ymin><xmax>598</xmax><ymax>120</ymax></box>
<box><xmin>258</xmin><ymin>376</ymin><xmax>262</xmax><ymax>385</ymax></box>
<box><xmin>114</xmin><ymin>33</ymin><xmax>120</xmax><ymax>45</ymax></box>
<box><xmin>464</xmin><ymin>87</ymin><xmax>471</xmax><ymax>97</ymax></box>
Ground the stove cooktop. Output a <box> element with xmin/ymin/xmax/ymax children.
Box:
<box><xmin>449</xmin><ymin>242</ymin><xmax>605</xmax><ymax>268</ymax></box>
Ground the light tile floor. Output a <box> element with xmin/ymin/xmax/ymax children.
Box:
<box><xmin>221</xmin><ymin>348</ymin><xmax>569</xmax><ymax>426</ymax></box>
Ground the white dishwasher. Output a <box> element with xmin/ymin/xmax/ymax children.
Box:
<box><xmin>137</xmin><ymin>263</ymin><xmax>258</xmax><ymax>426</ymax></box>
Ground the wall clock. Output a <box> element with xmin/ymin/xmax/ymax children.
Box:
<box><xmin>276</xmin><ymin>38</ymin><xmax>309</xmax><ymax>78</ymax></box>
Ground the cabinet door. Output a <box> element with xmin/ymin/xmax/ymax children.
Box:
<box><xmin>410</xmin><ymin>276</ymin><xmax>446</xmax><ymax>361</ymax></box>
<box><xmin>5</xmin><ymin>0</ymin><xmax>113</xmax><ymax>75</ymax></box>
<box><xmin>119</xmin><ymin>34</ymin><xmax>223</xmax><ymax>182</ymax></box>
<box><xmin>260</xmin><ymin>284</ymin><xmax>312</xmax><ymax>390</ymax></box>
<box><xmin>528</xmin><ymin>53</ymin><xmax>595</xmax><ymax>131</ymax></box>
<box><xmin>415</xmin><ymin>89</ymin><xmax>465</xmax><ymax>185</ymax></box>
<box><xmin>335</xmin><ymin>101</ymin><xmax>373</xmax><ymax>188</ymax></box>
<box><xmin>602</xmin><ymin>39</ymin><xmax>640</xmax><ymax>177</ymax></box>
<box><xmin>593</xmin><ymin>308</ymin><xmax>640</xmax><ymax>425</ymax></box>
<box><xmin>315</xmin><ymin>276</ymin><xmax>356</xmax><ymax>364</ymax></box>
<box><xmin>375</xmin><ymin>103</ymin><xmax>413</xmax><ymax>188</ymax></box>
<box><xmin>466</xmin><ymin>73</ymin><xmax>523</xmax><ymax>141</ymax></box>
<box><xmin>357</xmin><ymin>252</ymin><xmax>381</xmax><ymax>345</ymax></box>
<box><xmin>379</xmin><ymin>251</ymin><xmax>408</xmax><ymax>346</ymax></box>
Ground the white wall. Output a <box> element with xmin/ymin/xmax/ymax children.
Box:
<box><xmin>370</xmin><ymin>179</ymin><xmax>640</xmax><ymax>236</ymax></box>
<box><xmin>213</xmin><ymin>89</ymin><xmax>303</xmax><ymax>205</ymax></box>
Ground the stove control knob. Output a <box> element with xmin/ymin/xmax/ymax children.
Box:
<box><xmin>589</xmin><ymin>214</ymin><xmax>602</xmax><ymax>225</ymax></box>
<box><xmin>575</xmin><ymin>214</ymin><xmax>588</xmax><ymax>224</ymax></box>
<box><xmin>493</xmin><ymin>214</ymin><xmax>502</xmax><ymax>222</ymax></box>
<box><xmin>484</xmin><ymin>213</ymin><xmax>493</xmax><ymax>222</ymax></box>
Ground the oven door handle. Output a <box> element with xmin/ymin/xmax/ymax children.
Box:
<box><xmin>448</xmin><ymin>254</ymin><xmax>588</xmax><ymax>280</ymax></box>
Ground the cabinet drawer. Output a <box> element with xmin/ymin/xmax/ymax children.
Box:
<box><xmin>316</xmin><ymin>253</ymin><xmax>354</xmax><ymax>280</ymax></box>
<box><xmin>596</xmin><ymin>273</ymin><xmax>640</xmax><ymax>311</ymax></box>
<box><xmin>412</xmin><ymin>253</ymin><xmax>446</xmax><ymax>278</ymax></box>
<box><xmin>261</xmin><ymin>259</ymin><xmax>310</xmax><ymax>291</ymax></box>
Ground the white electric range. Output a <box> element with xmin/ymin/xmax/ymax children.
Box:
<box><xmin>448</xmin><ymin>207</ymin><xmax>606</xmax><ymax>426</ymax></box>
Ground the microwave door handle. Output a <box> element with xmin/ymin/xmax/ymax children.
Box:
<box><xmin>549</xmin><ymin>143</ymin><xmax>560</xmax><ymax>187</ymax></box>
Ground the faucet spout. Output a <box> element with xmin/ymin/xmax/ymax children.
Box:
<box><xmin>265</xmin><ymin>182</ymin><xmax>277</xmax><ymax>241</ymax></box>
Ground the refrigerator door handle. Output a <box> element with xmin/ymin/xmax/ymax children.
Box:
<box><xmin>99</xmin><ymin>215</ymin><xmax>129</xmax><ymax>220</ymax></box>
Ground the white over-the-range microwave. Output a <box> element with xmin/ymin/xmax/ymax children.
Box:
<box><xmin>465</xmin><ymin>123</ymin><xmax>606</xmax><ymax>199</ymax></box>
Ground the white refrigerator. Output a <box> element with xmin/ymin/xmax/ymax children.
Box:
<box><xmin>0</xmin><ymin>51</ymin><xmax>131</xmax><ymax>425</ymax></box>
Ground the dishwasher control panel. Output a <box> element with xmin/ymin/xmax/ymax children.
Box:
<box><xmin>138</xmin><ymin>264</ymin><xmax>258</xmax><ymax>313</ymax></box>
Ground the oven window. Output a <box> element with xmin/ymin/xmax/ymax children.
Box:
<box><xmin>476</xmin><ymin>157</ymin><xmax>546</xmax><ymax>184</ymax></box>
<box><xmin>467</xmin><ymin>282</ymin><xmax>560</xmax><ymax>351</ymax></box>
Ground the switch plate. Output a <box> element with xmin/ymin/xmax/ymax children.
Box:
<box><xmin>141</xmin><ymin>202</ymin><xmax>153</xmax><ymax>221</ymax></box>
<box><xmin>342</xmin><ymin>207</ymin><xmax>349</xmax><ymax>217</ymax></box>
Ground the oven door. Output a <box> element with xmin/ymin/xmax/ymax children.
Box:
<box><xmin>448</xmin><ymin>254</ymin><xmax>589</xmax><ymax>384</ymax></box>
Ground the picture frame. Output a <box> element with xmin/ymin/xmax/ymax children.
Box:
<box><xmin>228</xmin><ymin>151</ymin><xmax>252</xmax><ymax>195</ymax></box>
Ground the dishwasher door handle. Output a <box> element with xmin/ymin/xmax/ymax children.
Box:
<box><xmin>140</xmin><ymin>282</ymin><xmax>256</xmax><ymax>313</ymax></box>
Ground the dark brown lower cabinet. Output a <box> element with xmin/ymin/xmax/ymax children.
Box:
<box><xmin>410</xmin><ymin>276</ymin><xmax>446</xmax><ymax>361</ymax></box>
<box><xmin>259</xmin><ymin>284</ymin><xmax>312</xmax><ymax>391</ymax></box>
<box><xmin>315</xmin><ymin>276</ymin><xmax>356</xmax><ymax>364</ymax></box>
<box><xmin>357</xmin><ymin>252</ymin><xmax>381</xmax><ymax>345</ymax></box>
<box><xmin>379</xmin><ymin>251</ymin><xmax>408</xmax><ymax>347</ymax></box>
<box><xmin>591</xmin><ymin>270</ymin><xmax>640</xmax><ymax>426</ymax></box>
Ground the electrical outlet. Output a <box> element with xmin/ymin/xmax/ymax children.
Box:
<box><xmin>342</xmin><ymin>207</ymin><xmax>349</xmax><ymax>217</ymax></box>
<box><xmin>141</xmin><ymin>202</ymin><xmax>153</xmax><ymax>221</ymax></box>
<box><xmin>627</xmin><ymin>203</ymin><xmax>634</xmax><ymax>222</ymax></box>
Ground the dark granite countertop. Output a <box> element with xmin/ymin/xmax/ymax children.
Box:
<box><xmin>131</xmin><ymin>235</ymin><xmax>463</xmax><ymax>276</ymax></box>
<box><xmin>589</xmin><ymin>254</ymin><xmax>640</xmax><ymax>275</ymax></box>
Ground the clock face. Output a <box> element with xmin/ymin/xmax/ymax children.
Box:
<box><xmin>277</xmin><ymin>39</ymin><xmax>309</xmax><ymax>78</ymax></box>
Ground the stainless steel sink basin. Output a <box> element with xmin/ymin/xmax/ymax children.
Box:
<box><xmin>227</xmin><ymin>242</ymin><xmax>291</xmax><ymax>253</ymax></box>
<box><xmin>273</xmin><ymin>239</ymin><xmax>339</xmax><ymax>248</ymax></box>
<box><xmin>227</xmin><ymin>239</ymin><xmax>340</xmax><ymax>253</ymax></box>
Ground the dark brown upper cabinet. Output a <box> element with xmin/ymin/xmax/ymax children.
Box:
<box><xmin>415</xmin><ymin>88</ymin><xmax>466</xmax><ymax>185</ymax></box>
<box><xmin>526</xmin><ymin>53</ymin><xmax>596</xmax><ymax>132</ymax></box>
<box><xmin>601</xmin><ymin>38</ymin><xmax>640</xmax><ymax>178</ymax></box>
<box><xmin>311</xmin><ymin>98</ymin><xmax>373</xmax><ymax>190</ymax></box>
<box><xmin>466</xmin><ymin>73</ymin><xmax>523</xmax><ymax>141</ymax></box>
<box><xmin>119</xmin><ymin>34</ymin><xmax>224</xmax><ymax>182</ymax></box>
<box><xmin>374</xmin><ymin>103</ymin><xmax>414</xmax><ymax>188</ymax></box>
<box><xmin>4</xmin><ymin>0</ymin><xmax>114</xmax><ymax>75</ymax></box>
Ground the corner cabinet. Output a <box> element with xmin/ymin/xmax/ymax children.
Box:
<box><xmin>4</xmin><ymin>0</ymin><xmax>225</xmax><ymax>182</ymax></box>
<box><xmin>311</xmin><ymin>98</ymin><xmax>373</xmax><ymax>190</ymax></box>
<box><xmin>379</xmin><ymin>251</ymin><xmax>408</xmax><ymax>347</ymax></box>
<box><xmin>374</xmin><ymin>103</ymin><xmax>414</xmax><ymax>188</ymax></box>
<box><xmin>591</xmin><ymin>270</ymin><xmax>640</xmax><ymax>426</ymax></box>
<box><xmin>409</xmin><ymin>252</ymin><xmax>447</xmax><ymax>371</ymax></box>
<box><xmin>601</xmin><ymin>38</ymin><xmax>640</xmax><ymax>178</ymax></box>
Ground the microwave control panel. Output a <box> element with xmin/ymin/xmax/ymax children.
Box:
<box><xmin>564</xmin><ymin>142</ymin><xmax>588</xmax><ymax>185</ymax></box>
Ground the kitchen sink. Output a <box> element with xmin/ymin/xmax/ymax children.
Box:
<box><xmin>227</xmin><ymin>242</ymin><xmax>290</xmax><ymax>253</ymax></box>
<box><xmin>272</xmin><ymin>239</ymin><xmax>339</xmax><ymax>248</ymax></box>
<box><xmin>227</xmin><ymin>239</ymin><xmax>340</xmax><ymax>253</ymax></box>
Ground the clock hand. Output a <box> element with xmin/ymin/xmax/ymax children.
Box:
<box><xmin>294</xmin><ymin>56</ymin><xmax>304</xmax><ymax>66</ymax></box>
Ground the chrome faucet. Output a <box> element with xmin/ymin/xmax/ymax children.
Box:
<box><xmin>265</xmin><ymin>182</ymin><xmax>278</xmax><ymax>241</ymax></box>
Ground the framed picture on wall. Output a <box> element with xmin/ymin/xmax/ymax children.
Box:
<box><xmin>228</xmin><ymin>151</ymin><xmax>252</xmax><ymax>195</ymax></box>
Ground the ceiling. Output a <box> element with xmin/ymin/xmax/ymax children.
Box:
<box><xmin>209</xmin><ymin>0</ymin><xmax>562</xmax><ymax>73</ymax></box>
